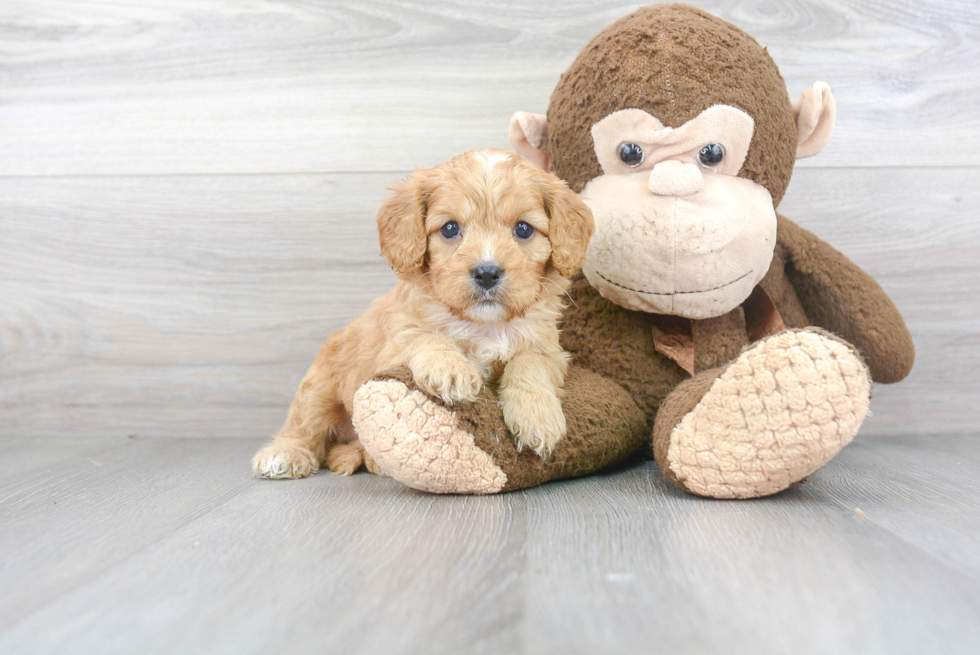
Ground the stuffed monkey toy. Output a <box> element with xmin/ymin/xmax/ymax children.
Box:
<box><xmin>351</xmin><ymin>3</ymin><xmax>914</xmax><ymax>498</ymax></box>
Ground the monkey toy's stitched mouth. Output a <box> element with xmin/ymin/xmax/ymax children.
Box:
<box><xmin>596</xmin><ymin>270</ymin><xmax>753</xmax><ymax>296</ymax></box>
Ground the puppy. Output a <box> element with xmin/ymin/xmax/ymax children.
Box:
<box><xmin>252</xmin><ymin>149</ymin><xmax>594</xmax><ymax>479</ymax></box>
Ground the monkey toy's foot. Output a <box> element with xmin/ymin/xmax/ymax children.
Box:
<box><xmin>351</xmin><ymin>367</ymin><xmax>646</xmax><ymax>495</ymax></box>
<box><xmin>351</xmin><ymin>377</ymin><xmax>508</xmax><ymax>494</ymax></box>
<box><xmin>654</xmin><ymin>328</ymin><xmax>872</xmax><ymax>499</ymax></box>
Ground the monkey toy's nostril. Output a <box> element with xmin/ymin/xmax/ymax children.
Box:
<box><xmin>472</xmin><ymin>264</ymin><xmax>503</xmax><ymax>290</ymax></box>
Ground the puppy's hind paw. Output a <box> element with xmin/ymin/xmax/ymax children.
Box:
<box><xmin>252</xmin><ymin>439</ymin><xmax>319</xmax><ymax>479</ymax></box>
<box><xmin>325</xmin><ymin>441</ymin><xmax>365</xmax><ymax>476</ymax></box>
<box><xmin>362</xmin><ymin>449</ymin><xmax>388</xmax><ymax>477</ymax></box>
<box><xmin>503</xmin><ymin>393</ymin><xmax>567</xmax><ymax>458</ymax></box>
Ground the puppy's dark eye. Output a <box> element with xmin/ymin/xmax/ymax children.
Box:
<box><xmin>618</xmin><ymin>142</ymin><xmax>644</xmax><ymax>167</ymax></box>
<box><xmin>697</xmin><ymin>143</ymin><xmax>725</xmax><ymax>167</ymax></box>
<box><xmin>514</xmin><ymin>221</ymin><xmax>534</xmax><ymax>240</ymax></box>
<box><xmin>440</xmin><ymin>221</ymin><xmax>460</xmax><ymax>238</ymax></box>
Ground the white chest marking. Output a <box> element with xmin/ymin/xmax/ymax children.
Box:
<box><xmin>445</xmin><ymin>316</ymin><xmax>524</xmax><ymax>366</ymax></box>
<box><xmin>427</xmin><ymin>303</ymin><xmax>537</xmax><ymax>376</ymax></box>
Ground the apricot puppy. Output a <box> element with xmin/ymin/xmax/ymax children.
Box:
<box><xmin>252</xmin><ymin>149</ymin><xmax>594</xmax><ymax>479</ymax></box>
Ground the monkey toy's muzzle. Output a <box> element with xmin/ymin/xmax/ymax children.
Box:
<box><xmin>580</xmin><ymin>170</ymin><xmax>777</xmax><ymax>320</ymax></box>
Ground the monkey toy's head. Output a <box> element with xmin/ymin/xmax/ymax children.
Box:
<box><xmin>510</xmin><ymin>3</ymin><xmax>836</xmax><ymax>320</ymax></box>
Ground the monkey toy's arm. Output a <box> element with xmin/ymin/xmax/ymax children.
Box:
<box><xmin>776</xmin><ymin>214</ymin><xmax>914</xmax><ymax>383</ymax></box>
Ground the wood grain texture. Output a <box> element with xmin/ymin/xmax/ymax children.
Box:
<box><xmin>1</xmin><ymin>0</ymin><xmax>978</xmax><ymax>175</ymax></box>
<box><xmin>1</xmin><ymin>167</ymin><xmax>976</xmax><ymax>439</ymax></box>
<box><xmin>0</xmin><ymin>435</ymin><xmax>978</xmax><ymax>654</ymax></box>
<box><xmin>0</xmin><ymin>173</ymin><xmax>395</xmax><ymax>439</ymax></box>
<box><xmin>0</xmin><ymin>438</ymin><xmax>524</xmax><ymax>655</ymax></box>
<box><xmin>819</xmin><ymin>435</ymin><xmax>980</xmax><ymax>579</ymax></box>
<box><xmin>523</xmin><ymin>439</ymin><xmax>980</xmax><ymax>655</ymax></box>
<box><xmin>0</xmin><ymin>438</ymin><xmax>256</xmax><ymax>631</ymax></box>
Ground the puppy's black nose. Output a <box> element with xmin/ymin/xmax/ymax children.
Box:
<box><xmin>472</xmin><ymin>265</ymin><xmax>503</xmax><ymax>290</ymax></box>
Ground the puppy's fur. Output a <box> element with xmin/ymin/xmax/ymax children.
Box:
<box><xmin>253</xmin><ymin>149</ymin><xmax>594</xmax><ymax>479</ymax></box>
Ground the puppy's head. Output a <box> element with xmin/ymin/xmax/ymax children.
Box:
<box><xmin>377</xmin><ymin>149</ymin><xmax>594</xmax><ymax>322</ymax></box>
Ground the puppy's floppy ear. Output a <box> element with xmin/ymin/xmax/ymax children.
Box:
<box><xmin>539</xmin><ymin>174</ymin><xmax>594</xmax><ymax>278</ymax></box>
<box><xmin>377</xmin><ymin>168</ymin><xmax>432</xmax><ymax>274</ymax></box>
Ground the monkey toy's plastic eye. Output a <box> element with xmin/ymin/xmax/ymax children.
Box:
<box><xmin>697</xmin><ymin>143</ymin><xmax>725</xmax><ymax>167</ymax></box>
<box><xmin>618</xmin><ymin>142</ymin><xmax>645</xmax><ymax>167</ymax></box>
<box><xmin>440</xmin><ymin>221</ymin><xmax>460</xmax><ymax>238</ymax></box>
<box><xmin>514</xmin><ymin>221</ymin><xmax>534</xmax><ymax>240</ymax></box>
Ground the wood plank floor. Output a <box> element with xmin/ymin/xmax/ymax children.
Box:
<box><xmin>1</xmin><ymin>435</ymin><xmax>978</xmax><ymax>654</ymax></box>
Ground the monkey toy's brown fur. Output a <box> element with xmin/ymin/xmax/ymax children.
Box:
<box><xmin>349</xmin><ymin>4</ymin><xmax>914</xmax><ymax>498</ymax></box>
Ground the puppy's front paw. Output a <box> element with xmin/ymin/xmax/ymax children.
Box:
<box><xmin>252</xmin><ymin>439</ymin><xmax>319</xmax><ymax>479</ymax></box>
<box><xmin>412</xmin><ymin>352</ymin><xmax>483</xmax><ymax>405</ymax></box>
<box><xmin>502</xmin><ymin>392</ymin><xmax>566</xmax><ymax>458</ymax></box>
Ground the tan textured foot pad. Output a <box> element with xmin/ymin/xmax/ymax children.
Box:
<box><xmin>666</xmin><ymin>329</ymin><xmax>872</xmax><ymax>499</ymax></box>
<box><xmin>351</xmin><ymin>380</ymin><xmax>507</xmax><ymax>494</ymax></box>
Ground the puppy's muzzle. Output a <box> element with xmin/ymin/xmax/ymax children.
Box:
<box><xmin>472</xmin><ymin>264</ymin><xmax>503</xmax><ymax>291</ymax></box>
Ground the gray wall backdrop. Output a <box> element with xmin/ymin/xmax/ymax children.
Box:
<box><xmin>1</xmin><ymin>0</ymin><xmax>978</xmax><ymax>439</ymax></box>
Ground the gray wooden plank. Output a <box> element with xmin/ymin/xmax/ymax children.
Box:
<box><xmin>0</xmin><ymin>0</ymin><xmax>977</xmax><ymax>175</ymax></box>
<box><xmin>0</xmin><ymin>438</ymin><xmax>259</xmax><ymax>632</ymax></box>
<box><xmin>0</xmin><ymin>436</ymin><xmax>142</xmax><ymax>497</ymax></box>
<box><xmin>0</xmin><ymin>438</ymin><xmax>107</xmax><ymax>479</ymax></box>
<box><xmin>1</xmin><ymin>437</ymin><xmax>979</xmax><ymax>654</ymax></box>
<box><xmin>0</xmin><ymin>438</ymin><xmax>524</xmax><ymax>655</ymax></box>
<box><xmin>523</xmin><ymin>459</ymin><xmax>980</xmax><ymax>655</ymax></box>
<box><xmin>0</xmin><ymin>172</ymin><xmax>396</xmax><ymax>440</ymax></box>
<box><xmin>1</xmin><ymin>167</ymin><xmax>975</xmax><ymax>439</ymax></box>
<box><xmin>816</xmin><ymin>434</ymin><xmax>980</xmax><ymax>578</ymax></box>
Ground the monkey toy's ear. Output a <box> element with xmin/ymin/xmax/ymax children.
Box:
<box><xmin>792</xmin><ymin>82</ymin><xmax>837</xmax><ymax>159</ymax></box>
<box><xmin>377</xmin><ymin>169</ymin><xmax>431</xmax><ymax>275</ymax></box>
<box><xmin>509</xmin><ymin>112</ymin><xmax>552</xmax><ymax>171</ymax></box>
